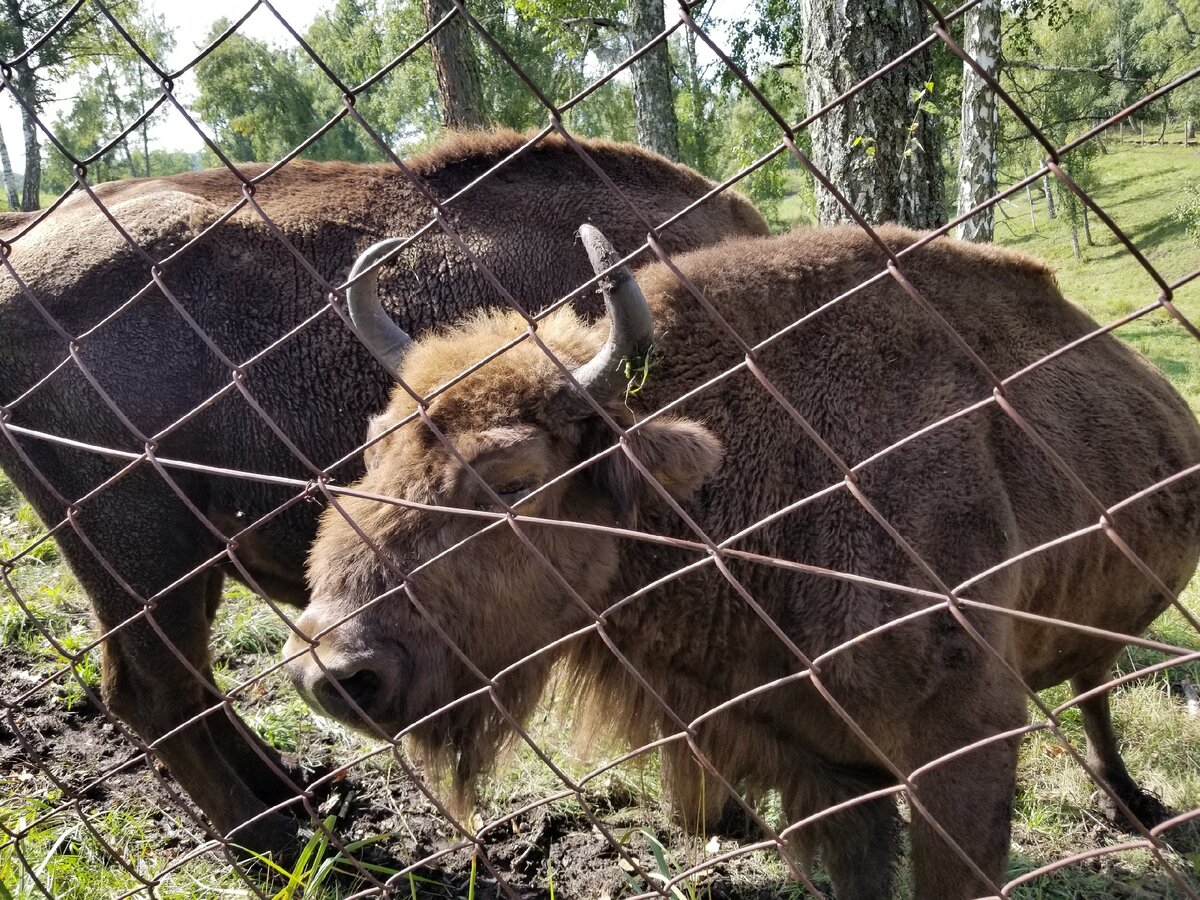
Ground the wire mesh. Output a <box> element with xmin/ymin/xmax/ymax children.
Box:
<box><xmin>1</xmin><ymin>0</ymin><xmax>1200</xmax><ymax>897</ymax></box>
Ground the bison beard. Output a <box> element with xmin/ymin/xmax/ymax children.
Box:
<box><xmin>289</xmin><ymin>223</ymin><xmax>1200</xmax><ymax>898</ymax></box>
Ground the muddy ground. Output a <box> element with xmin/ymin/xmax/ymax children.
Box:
<box><xmin>0</xmin><ymin>636</ymin><xmax>814</xmax><ymax>899</ymax></box>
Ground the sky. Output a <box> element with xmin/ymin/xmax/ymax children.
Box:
<box><xmin>0</xmin><ymin>0</ymin><xmax>738</xmax><ymax>176</ymax></box>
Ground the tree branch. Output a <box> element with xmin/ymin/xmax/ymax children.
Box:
<box><xmin>562</xmin><ymin>16</ymin><xmax>627</xmax><ymax>32</ymax></box>
<box><xmin>1004</xmin><ymin>59</ymin><xmax>1140</xmax><ymax>82</ymax></box>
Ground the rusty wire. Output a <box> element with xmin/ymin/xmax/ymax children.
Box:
<box><xmin>1</xmin><ymin>0</ymin><xmax>1200</xmax><ymax>897</ymax></box>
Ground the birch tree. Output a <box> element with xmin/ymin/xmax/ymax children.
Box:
<box><xmin>423</xmin><ymin>0</ymin><xmax>486</xmax><ymax>128</ymax></box>
<box><xmin>956</xmin><ymin>0</ymin><xmax>1000</xmax><ymax>241</ymax></box>
<box><xmin>0</xmin><ymin>123</ymin><xmax>18</xmax><ymax>210</ymax></box>
<box><xmin>627</xmin><ymin>0</ymin><xmax>680</xmax><ymax>159</ymax></box>
<box><xmin>799</xmin><ymin>0</ymin><xmax>945</xmax><ymax>227</ymax></box>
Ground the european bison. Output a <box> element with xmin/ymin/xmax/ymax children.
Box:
<box><xmin>0</xmin><ymin>130</ymin><xmax>767</xmax><ymax>851</ymax></box>
<box><xmin>288</xmin><ymin>224</ymin><xmax>1200</xmax><ymax>898</ymax></box>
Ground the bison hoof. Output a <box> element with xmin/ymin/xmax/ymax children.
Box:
<box><xmin>1098</xmin><ymin>787</ymin><xmax>1174</xmax><ymax>832</ymax></box>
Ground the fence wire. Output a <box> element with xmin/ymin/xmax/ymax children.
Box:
<box><xmin>2</xmin><ymin>0</ymin><xmax>1200</xmax><ymax>897</ymax></box>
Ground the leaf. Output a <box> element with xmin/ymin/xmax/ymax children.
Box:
<box><xmin>851</xmin><ymin>135</ymin><xmax>863</xmax><ymax>147</ymax></box>
<box><xmin>925</xmin><ymin>80</ymin><xmax>935</xmax><ymax>91</ymax></box>
<box><xmin>920</xmin><ymin>101</ymin><xmax>941</xmax><ymax>115</ymax></box>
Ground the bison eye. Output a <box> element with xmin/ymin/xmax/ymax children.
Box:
<box><xmin>476</xmin><ymin>481</ymin><xmax>537</xmax><ymax>510</ymax></box>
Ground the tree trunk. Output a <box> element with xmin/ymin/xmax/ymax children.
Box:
<box><xmin>17</xmin><ymin>60</ymin><xmax>41</xmax><ymax>211</ymax></box>
<box><xmin>1082</xmin><ymin>204</ymin><xmax>1093</xmax><ymax>245</ymax></box>
<box><xmin>139</xmin><ymin>64</ymin><xmax>153</xmax><ymax>176</ymax></box>
<box><xmin>4</xmin><ymin>0</ymin><xmax>41</xmax><ymax>211</ymax></box>
<box><xmin>102</xmin><ymin>60</ymin><xmax>139</xmax><ymax>179</ymax></box>
<box><xmin>423</xmin><ymin>0</ymin><xmax>486</xmax><ymax>129</ymax></box>
<box><xmin>0</xmin><ymin>123</ymin><xmax>19</xmax><ymax>211</ymax></box>
<box><xmin>1025</xmin><ymin>178</ymin><xmax>1036</xmax><ymax>229</ymax></box>
<box><xmin>1043</xmin><ymin>173</ymin><xmax>1056</xmax><ymax>219</ymax></box>
<box><xmin>800</xmin><ymin>0</ymin><xmax>945</xmax><ymax>227</ymax></box>
<box><xmin>955</xmin><ymin>0</ymin><xmax>1000</xmax><ymax>241</ymax></box>
<box><xmin>1188</xmin><ymin>120</ymin><xmax>1196</xmax><ymax>142</ymax></box>
<box><xmin>1069</xmin><ymin>220</ymin><xmax>1080</xmax><ymax>260</ymax></box>
<box><xmin>627</xmin><ymin>0</ymin><xmax>679</xmax><ymax>160</ymax></box>
<box><xmin>684</xmin><ymin>15</ymin><xmax>707</xmax><ymax>169</ymax></box>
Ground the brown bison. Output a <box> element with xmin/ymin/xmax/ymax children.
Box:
<box><xmin>287</xmin><ymin>224</ymin><xmax>1200</xmax><ymax>898</ymax></box>
<box><xmin>0</xmin><ymin>131</ymin><xmax>767</xmax><ymax>851</ymax></box>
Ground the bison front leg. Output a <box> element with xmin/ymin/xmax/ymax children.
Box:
<box><xmin>661</xmin><ymin>744</ymin><xmax>744</xmax><ymax>837</ymax></box>
<box><xmin>904</xmin><ymin>685</ymin><xmax>1022</xmax><ymax>900</ymax></box>
<box><xmin>99</xmin><ymin>569</ymin><xmax>304</xmax><ymax>853</ymax></box>
<box><xmin>48</xmin><ymin>470</ymin><xmax>306</xmax><ymax>855</ymax></box>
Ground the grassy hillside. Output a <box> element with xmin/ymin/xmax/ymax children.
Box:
<box><xmin>997</xmin><ymin>145</ymin><xmax>1200</xmax><ymax>410</ymax></box>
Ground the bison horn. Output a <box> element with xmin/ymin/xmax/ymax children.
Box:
<box><xmin>572</xmin><ymin>224</ymin><xmax>654</xmax><ymax>402</ymax></box>
<box><xmin>346</xmin><ymin>238</ymin><xmax>414</xmax><ymax>377</ymax></box>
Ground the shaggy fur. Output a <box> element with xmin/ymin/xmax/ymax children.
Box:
<box><xmin>292</xmin><ymin>225</ymin><xmax>1200</xmax><ymax>899</ymax></box>
<box><xmin>0</xmin><ymin>130</ymin><xmax>767</xmax><ymax>850</ymax></box>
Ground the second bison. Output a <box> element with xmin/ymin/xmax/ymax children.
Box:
<box><xmin>287</xmin><ymin>225</ymin><xmax>1200</xmax><ymax>898</ymax></box>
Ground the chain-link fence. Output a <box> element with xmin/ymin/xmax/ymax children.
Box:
<box><xmin>2</xmin><ymin>0</ymin><xmax>1200</xmax><ymax>897</ymax></box>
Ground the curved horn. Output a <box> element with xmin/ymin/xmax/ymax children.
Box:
<box><xmin>346</xmin><ymin>238</ymin><xmax>413</xmax><ymax>377</ymax></box>
<box><xmin>572</xmin><ymin>224</ymin><xmax>654</xmax><ymax>401</ymax></box>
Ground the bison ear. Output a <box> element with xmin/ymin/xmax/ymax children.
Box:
<box><xmin>590</xmin><ymin>417</ymin><xmax>723</xmax><ymax>526</ymax></box>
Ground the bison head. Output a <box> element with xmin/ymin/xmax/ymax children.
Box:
<box><xmin>284</xmin><ymin>227</ymin><xmax>721</xmax><ymax>789</ymax></box>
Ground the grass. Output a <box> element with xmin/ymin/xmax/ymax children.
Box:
<box><xmin>2</xmin><ymin>143</ymin><xmax>1200</xmax><ymax>897</ymax></box>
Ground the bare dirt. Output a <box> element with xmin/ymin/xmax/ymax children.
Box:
<box><xmin>0</xmin><ymin>640</ymin><xmax>803</xmax><ymax>899</ymax></box>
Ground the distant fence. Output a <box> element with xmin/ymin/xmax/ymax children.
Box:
<box><xmin>2</xmin><ymin>1</ymin><xmax>1200</xmax><ymax>898</ymax></box>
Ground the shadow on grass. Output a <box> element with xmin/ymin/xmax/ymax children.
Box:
<box><xmin>1005</xmin><ymin>845</ymin><xmax>1200</xmax><ymax>900</ymax></box>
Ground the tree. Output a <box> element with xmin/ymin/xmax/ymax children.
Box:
<box><xmin>956</xmin><ymin>0</ymin><xmax>1001</xmax><ymax>241</ymax></box>
<box><xmin>423</xmin><ymin>0</ymin><xmax>487</xmax><ymax>127</ymax></box>
<box><xmin>45</xmin><ymin>8</ymin><xmax>176</xmax><ymax>185</ymax></box>
<box><xmin>627</xmin><ymin>0</ymin><xmax>679</xmax><ymax>159</ymax></box>
<box><xmin>305</xmin><ymin>0</ymin><xmax>438</xmax><ymax>155</ymax></box>
<box><xmin>0</xmin><ymin>0</ymin><xmax>130</xmax><ymax>209</ymax></box>
<box><xmin>799</xmin><ymin>0</ymin><xmax>946</xmax><ymax>227</ymax></box>
<box><xmin>193</xmin><ymin>21</ymin><xmax>333</xmax><ymax>162</ymax></box>
<box><xmin>0</xmin><ymin>123</ymin><xmax>18</xmax><ymax>210</ymax></box>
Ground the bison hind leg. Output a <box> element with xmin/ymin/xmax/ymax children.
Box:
<box><xmin>1072</xmin><ymin>666</ymin><xmax>1175</xmax><ymax>831</ymax></box>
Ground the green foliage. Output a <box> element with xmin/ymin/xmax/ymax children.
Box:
<box><xmin>193</xmin><ymin>19</ymin><xmax>349</xmax><ymax>163</ymax></box>
<box><xmin>724</xmin><ymin>0</ymin><xmax>804</xmax><ymax>79</ymax></box>
<box><xmin>236</xmin><ymin>814</ymin><xmax>399</xmax><ymax>899</ymax></box>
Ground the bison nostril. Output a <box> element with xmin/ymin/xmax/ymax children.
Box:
<box><xmin>316</xmin><ymin>667</ymin><xmax>383</xmax><ymax>720</ymax></box>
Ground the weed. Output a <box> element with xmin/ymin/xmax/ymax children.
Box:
<box><xmin>237</xmin><ymin>813</ymin><xmax>399</xmax><ymax>900</ymax></box>
<box><xmin>617</xmin><ymin>828</ymin><xmax>703</xmax><ymax>900</ymax></box>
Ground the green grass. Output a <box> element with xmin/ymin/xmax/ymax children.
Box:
<box><xmin>997</xmin><ymin>145</ymin><xmax>1200</xmax><ymax>407</ymax></box>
